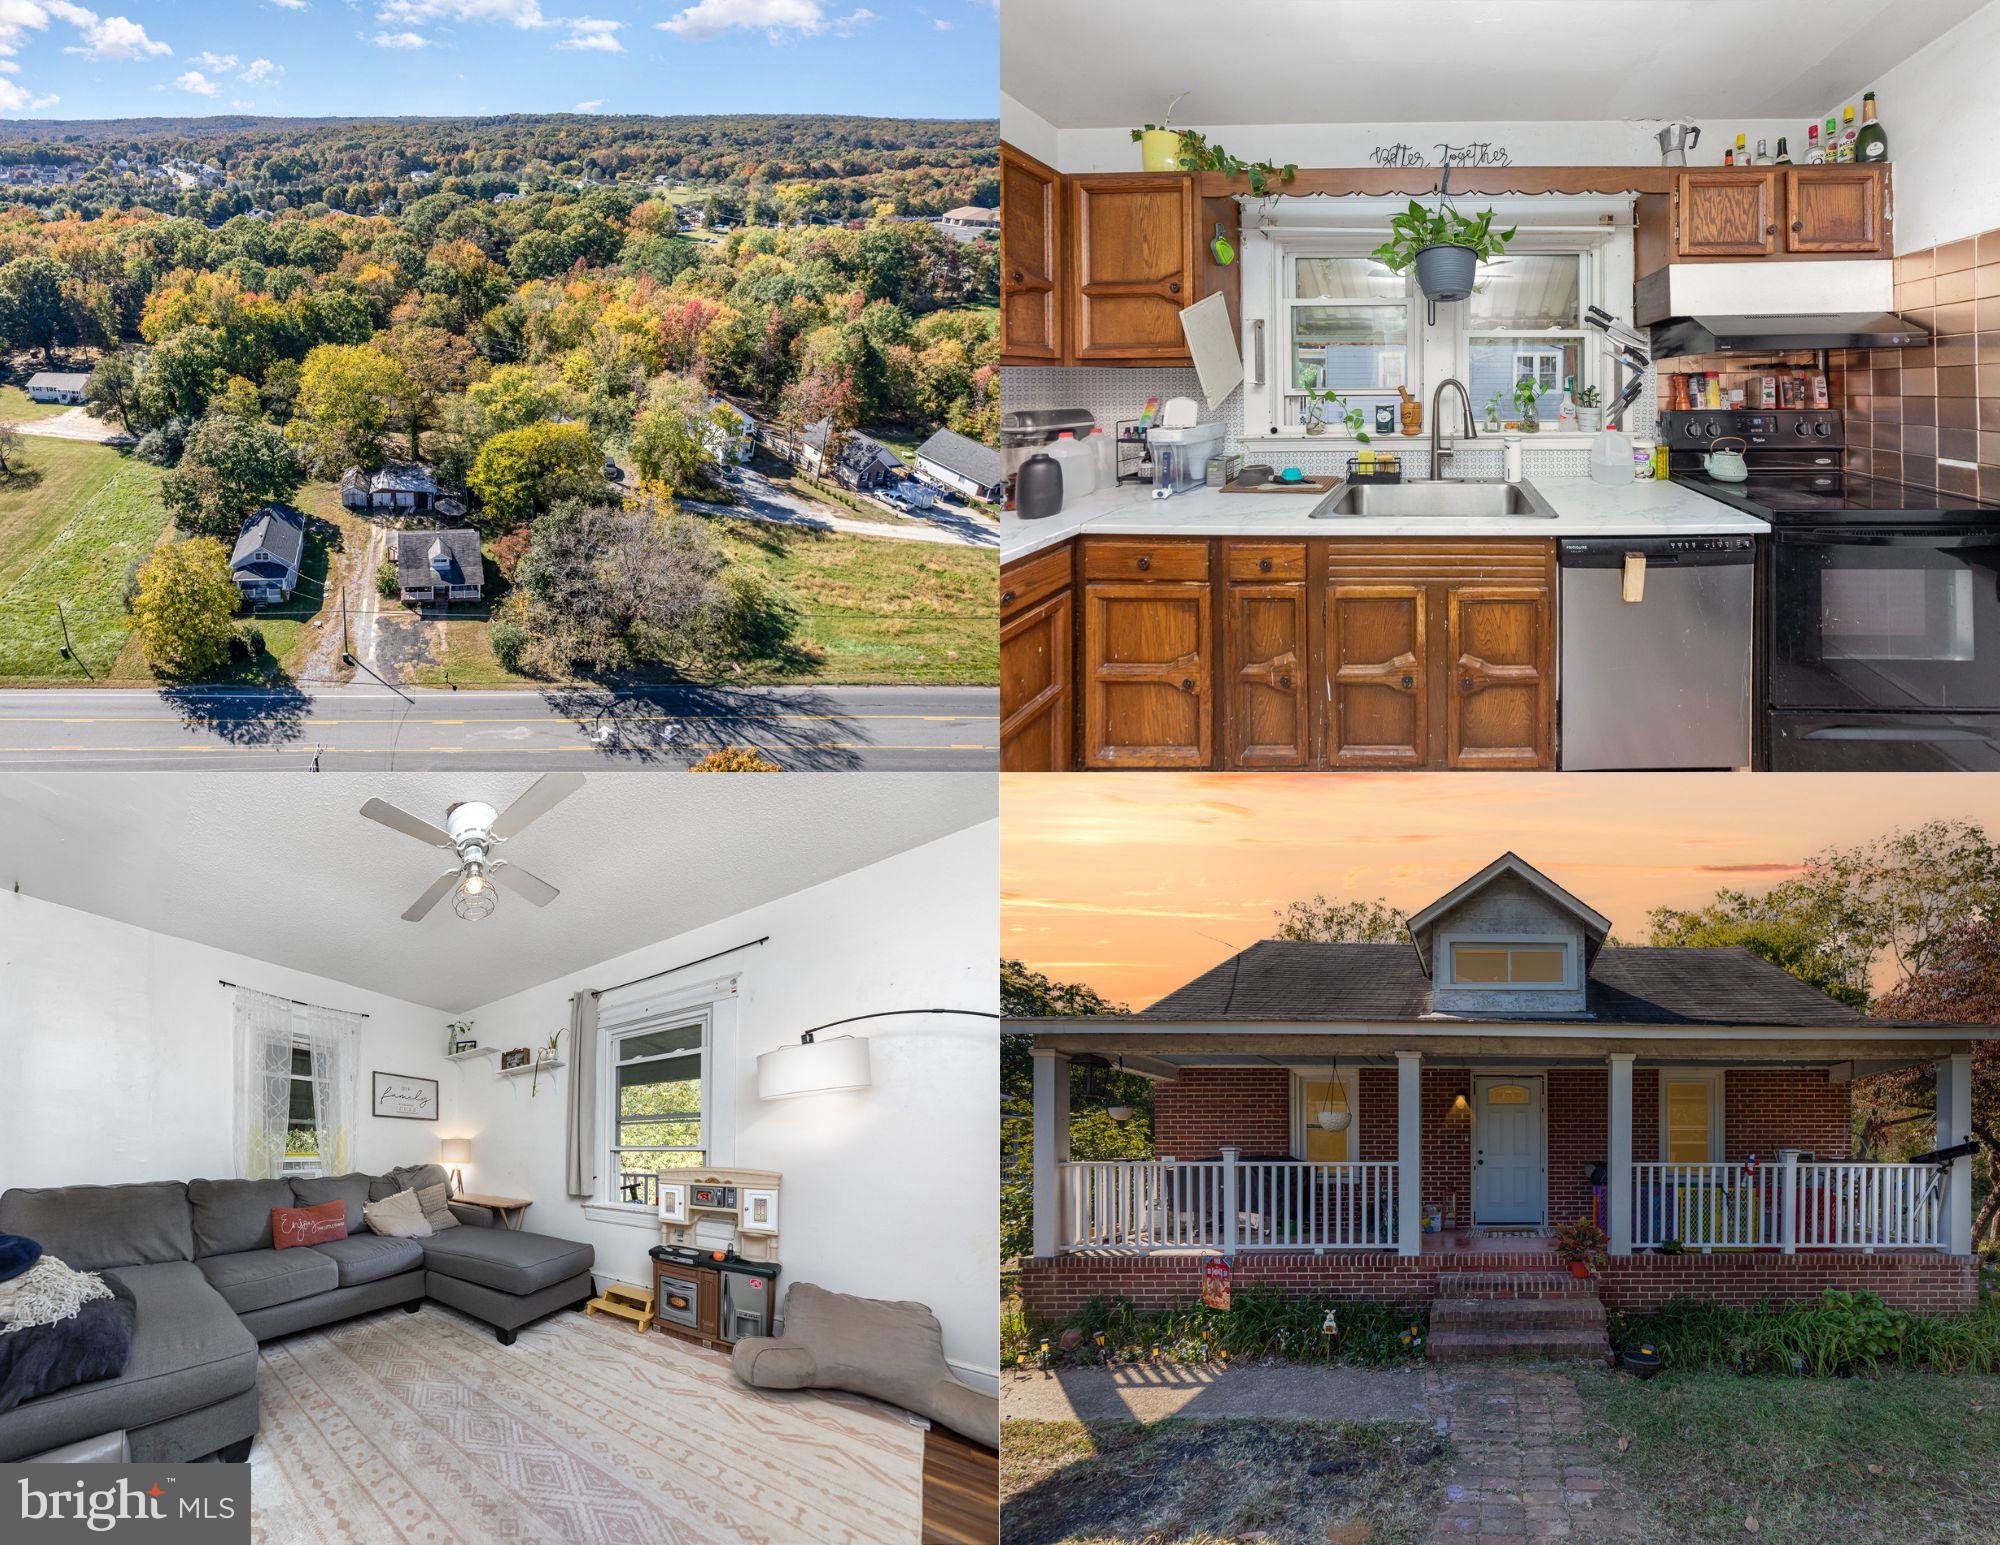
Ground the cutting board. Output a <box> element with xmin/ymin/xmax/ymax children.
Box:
<box><xmin>1223</xmin><ymin>475</ymin><xmax>1341</xmax><ymax>494</ymax></box>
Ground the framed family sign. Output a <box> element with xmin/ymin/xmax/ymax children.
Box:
<box><xmin>372</xmin><ymin>1071</ymin><xmax>440</xmax><ymax>1121</ymax></box>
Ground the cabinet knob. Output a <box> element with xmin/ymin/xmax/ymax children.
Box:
<box><xmin>1001</xmin><ymin>588</ymin><xmax>1016</xmax><ymax>605</ymax></box>
<box><xmin>1136</xmin><ymin>554</ymin><xmax>1151</xmax><ymax>571</ymax></box>
<box><xmin>1168</xmin><ymin>280</ymin><xmax>1182</xmax><ymax>295</ymax></box>
<box><xmin>1791</xmin><ymin>220</ymin><xmax>1803</xmax><ymax>231</ymax></box>
<box><xmin>1009</xmin><ymin>270</ymin><xmax>1024</xmax><ymax>283</ymax></box>
<box><xmin>1181</xmin><ymin>678</ymin><xmax>1195</xmax><ymax>694</ymax></box>
<box><xmin>1400</xmin><ymin>674</ymin><xmax>1413</xmax><ymax>690</ymax></box>
<box><xmin>1461</xmin><ymin>676</ymin><xmax>1474</xmax><ymax>690</ymax></box>
<box><xmin>1279</xmin><ymin>675</ymin><xmax>1292</xmax><ymax>690</ymax></box>
<box><xmin>1258</xmin><ymin>557</ymin><xmax>1272</xmax><ymax>572</ymax></box>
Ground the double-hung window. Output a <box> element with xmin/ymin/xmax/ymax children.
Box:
<box><xmin>1464</xmin><ymin>253</ymin><xmax>1589</xmax><ymax>425</ymax></box>
<box><xmin>284</xmin><ymin>1042</ymin><xmax>319</xmax><ymax>1176</ymax></box>
<box><xmin>605</xmin><ymin>1013</ymin><xmax>709</xmax><ymax>1209</ymax></box>
<box><xmin>1283</xmin><ymin>255</ymin><xmax>1412</xmax><ymax>430</ymax></box>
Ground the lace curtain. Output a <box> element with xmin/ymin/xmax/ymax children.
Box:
<box><xmin>303</xmin><ymin>1001</ymin><xmax>362</xmax><ymax>1177</ymax></box>
<box><xmin>232</xmin><ymin>987</ymin><xmax>295</xmax><ymax>1181</ymax></box>
<box><xmin>232</xmin><ymin>988</ymin><xmax>362</xmax><ymax>1179</ymax></box>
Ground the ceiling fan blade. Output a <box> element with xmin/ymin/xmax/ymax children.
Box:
<box><xmin>489</xmin><ymin>773</ymin><xmax>584</xmax><ymax>841</ymax></box>
<box><xmin>493</xmin><ymin>859</ymin><xmax>559</xmax><ymax>908</ymax></box>
<box><xmin>362</xmin><ymin>798</ymin><xmax>454</xmax><ymax>848</ymax></box>
<box><xmin>402</xmin><ymin>870</ymin><xmax>462</xmax><ymax>923</ymax></box>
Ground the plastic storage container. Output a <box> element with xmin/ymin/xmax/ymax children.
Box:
<box><xmin>1045</xmin><ymin>432</ymin><xmax>1097</xmax><ymax>501</ymax></box>
<box><xmin>1589</xmin><ymin>428</ymin><xmax>1634</xmax><ymax>487</ymax></box>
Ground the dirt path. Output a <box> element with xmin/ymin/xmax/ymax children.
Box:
<box><xmin>301</xmin><ymin>522</ymin><xmax>384</xmax><ymax>685</ymax></box>
<box><xmin>1002</xmin><ymin>1363</ymin><xmax>1430</xmax><ymax>1424</ymax></box>
<box><xmin>1424</xmin><ymin>1365</ymin><xmax>1643</xmax><ymax>1541</ymax></box>
<box><xmin>683</xmin><ymin>466</ymin><xmax>998</xmax><ymax>547</ymax></box>
<box><xmin>11</xmin><ymin>407</ymin><xmax>126</xmax><ymax>443</ymax></box>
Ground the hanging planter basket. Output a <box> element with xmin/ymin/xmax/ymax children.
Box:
<box><xmin>1413</xmin><ymin>242</ymin><xmax>1478</xmax><ymax>302</ymax></box>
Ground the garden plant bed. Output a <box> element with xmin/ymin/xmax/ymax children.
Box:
<box><xmin>1001</xmin><ymin>1417</ymin><xmax>1446</xmax><ymax>1545</ymax></box>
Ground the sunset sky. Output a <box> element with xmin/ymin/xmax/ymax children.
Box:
<box><xmin>1001</xmin><ymin>773</ymin><xmax>2000</xmax><ymax>1010</ymax></box>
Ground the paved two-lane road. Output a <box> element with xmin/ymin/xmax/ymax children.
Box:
<box><xmin>0</xmin><ymin>684</ymin><xmax>998</xmax><ymax>770</ymax></box>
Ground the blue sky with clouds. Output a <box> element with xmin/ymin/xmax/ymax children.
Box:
<box><xmin>0</xmin><ymin>0</ymin><xmax>996</xmax><ymax>121</ymax></box>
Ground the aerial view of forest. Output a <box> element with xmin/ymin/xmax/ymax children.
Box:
<box><xmin>0</xmin><ymin>112</ymin><xmax>1000</xmax><ymax>694</ymax></box>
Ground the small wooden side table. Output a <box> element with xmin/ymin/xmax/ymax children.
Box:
<box><xmin>455</xmin><ymin>1192</ymin><xmax>531</xmax><ymax>1230</ymax></box>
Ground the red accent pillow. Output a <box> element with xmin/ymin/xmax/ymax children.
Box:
<box><xmin>273</xmin><ymin>1200</ymin><xmax>348</xmax><ymax>1250</ymax></box>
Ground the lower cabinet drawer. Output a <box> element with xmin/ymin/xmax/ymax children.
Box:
<box><xmin>1082</xmin><ymin>539</ymin><xmax>1211</xmax><ymax>583</ymax></box>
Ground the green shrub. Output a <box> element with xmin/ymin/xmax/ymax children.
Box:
<box><xmin>375</xmin><ymin>558</ymin><xmax>399</xmax><ymax>599</ymax></box>
<box><xmin>1609</xmin><ymin>1290</ymin><xmax>2000</xmax><ymax>1377</ymax></box>
<box><xmin>1014</xmin><ymin>1289</ymin><xmax>1427</xmax><ymax>1370</ymax></box>
<box><xmin>489</xmin><ymin>602</ymin><xmax>529</xmax><ymax>674</ymax></box>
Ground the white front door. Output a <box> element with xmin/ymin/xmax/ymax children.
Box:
<box><xmin>1473</xmin><ymin>1075</ymin><xmax>1546</xmax><ymax>1225</ymax></box>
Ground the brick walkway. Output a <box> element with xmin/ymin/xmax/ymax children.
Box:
<box><xmin>1424</xmin><ymin>1365</ymin><xmax>1643</xmax><ymax>1541</ymax></box>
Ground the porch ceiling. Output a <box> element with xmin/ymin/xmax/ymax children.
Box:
<box><xmin>1031</xmin><ymin>1027</ymin><xmax>1976</xmax><ymax>1065</ymax></box>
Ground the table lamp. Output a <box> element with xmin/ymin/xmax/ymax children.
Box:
<box><xmin>440</xmin><ymin>1137</ymin><xmax>471</xmax><ymax>1195</ymax></box>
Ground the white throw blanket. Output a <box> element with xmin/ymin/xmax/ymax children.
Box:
<box><xmin>0</xmin><ymin>1257</ymin><xmax>112</xmax><ymax>1335</ymax></box>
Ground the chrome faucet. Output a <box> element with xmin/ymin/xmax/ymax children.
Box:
<box><xmin>1430</xmin><ymin>377</ymin><xmax>1478</xmax><ymax>480</ymax></box>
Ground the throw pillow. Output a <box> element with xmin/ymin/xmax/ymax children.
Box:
<box><xmin>413</xmin><ymin>1183</ymin><xmax>459</xmax><ymax>1232</ymax></box>
<box><xmin>272</xmin><ymin>1201</ymin><xmax>348</xmax><ymax>1251</ymax></box>
<box><xmin>362</xmin><ymin>1188</ymin><xmax>433</xmax><ymax>1239</ymax></box>
<box><xmin>0</xmin><ymin>1234</ymin><xmax>40</xmax><ymax>1284</ymax></box>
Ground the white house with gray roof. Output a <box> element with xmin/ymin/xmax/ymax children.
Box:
<box><xmin>25</xmin><ymin>371</ymin><xmax>90</xmax><ymax>404</ymax></box>
<box><xmin>392</xmin><ymin>529</ymin><xmax>485</xmax><ymax>605</ymax></box>
<box><xmin>341</xmin><ymin>462</ymin><xmax>442</xmax><ymax>513</ymax></box>
<box><xmin>912</xmin><ymin>428</ymin><xmax>1003</xmax><ymax>503</ymax></box>
<box><xmin>230</xmin><ymin>505</ymin><xmax>307</xmax><ymax>605</ymax></box>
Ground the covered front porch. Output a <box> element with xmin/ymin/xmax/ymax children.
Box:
<box><xmin>1028</xmin><ymin>1039</ymin><xmax>1978</xmax><ymax>1267</ymax></box>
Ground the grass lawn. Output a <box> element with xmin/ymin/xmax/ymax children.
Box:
<box><xmin>0</xmin><ymin>442</ymin><xmax>168</xmax><ymax>682</ymax></box>
<box><xmin>403</xmin><ymin>602</ymin><xmax>522</xmax><ymax>688</ymax></box>
<box><xmin>1577</xmin><ymin>1366</ymin><xmax>2000</xmax><ymax>1541</ymax></box>
<box><xmin>243</xmin><ymin>482</ymin><xmax>347</xmax><ymax>674</ymax></box>
<box><xmin>0</xmin><ymin>385</ymin><xmax>79</xmax><ymax>423</ymax></box>
<box><xmin>1001</xmin><ymin>1419</ymin><xmax>1445</xmax><ymax>1545</ymax></box>
<box><xmin>716</xmin><ymin>516</ymin><xmax>996</xmax><ymax>685</ymax></box>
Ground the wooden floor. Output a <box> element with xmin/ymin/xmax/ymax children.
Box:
<box><xmin>923</xmin><ymin>1426</ymin><xmax>999</xmax><ymax>1544</ymax></box>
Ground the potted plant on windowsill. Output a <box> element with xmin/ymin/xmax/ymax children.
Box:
<box><xmin>1483</xmin><ymin>392</ymin><xmax>1505</xmax><ymax>434</ymax></box>
<box><xmin>1512</xmin><ymin>375</ymin><xmax>1544</xmax><ymax>434</ymax></box>
<box><xmin>1575</xmin><ymin>384</ymin><xmax>1604</xmax><ymax>433</ymax></box>
<box><xmin>1303</xmin><ymin>390</ymin><xmax>1370</xmax><ymax>441</ymax></box>
<box><xmin>1370</xmin><ymin>182</ymin><xmax>1517</xmax><ymax>303</ymax></box>
<box><xmin>1554</xmin><ymin>1217</ymin><xmax>1610</xmax><ymax>1279</ymax></box>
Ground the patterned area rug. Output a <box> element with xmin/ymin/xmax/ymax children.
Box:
<box><xmin>249</xmin><ymin>1303</ymin><xmax>925</xmax><ymax>1544</ymax></box>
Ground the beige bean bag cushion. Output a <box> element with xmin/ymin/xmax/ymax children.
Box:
<box><xmin>731</xmin><ymin>1281</ymin><xmax>997</xmax><ymax>1448</ymax></box>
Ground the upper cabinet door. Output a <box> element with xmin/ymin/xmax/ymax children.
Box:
<box><xmin>1000</xmin><ymin>144</ymin><xmax>1063</xmax><ymax>363</ymax></box>
<box><xmin>1675</xmin><ymin>170</ymin><xmax>1778</xmax><ymax>258</ymax></box>
<box><xmin>1785</xmin><ymin>166</ymin><xmax>1886</xmax><ymax>254</ymax></box>
<box><xmin>1069</xmin><ymin>175</ymin><xmax>1198</xmax><ymax>364</ymax></box>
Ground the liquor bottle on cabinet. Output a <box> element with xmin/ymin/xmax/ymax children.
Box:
<box><xmin>1805</xmin><ymin>123</ymin><xmax>1823</xmax><ymax>163</ymax></box>
<box><xmin>1838</xmin><ymin>104</ymin><xmax>1857</xmax><ymax>161</ymax></box>
<box><xmin>1855</xmin><ymin>91</ymin><xmax>1888</xmax><ymax>163</ymax></box>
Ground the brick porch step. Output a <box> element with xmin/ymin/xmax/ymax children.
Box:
<box><xmin>1431</xmin><ymin>1295</ymin><xmax>1607</xmax><ymax>1332</ymax></box>
<box><xmin>1426</xmin><ymin>1325</ymin><xmax>1614</xmax><ymax>1362</ymax></box>
<box><xmin>1433</xmin><ymin>1269</ymin><xmax>1595</xmax><ymax>1299</ymax></box>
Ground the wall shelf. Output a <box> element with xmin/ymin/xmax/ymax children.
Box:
<box><xmin>498</xmin><ymin>1058</ymin><xmax>563</xmax><ymax>1078</ymax></box>
<box><xmin>446</xmin><ymin>1047</ymin><xmax>497</xmax><ymax>1062</ymax></box>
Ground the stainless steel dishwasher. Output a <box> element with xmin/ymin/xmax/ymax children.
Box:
<box><xmin>1558</xmin><ymin>536</ymin><xmax>1756</xmax><ymax>769</ymax></box>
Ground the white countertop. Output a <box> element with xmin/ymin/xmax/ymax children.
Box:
<box><xmin>1001</xmin><ymin>476</ymin><xmax>1769</xmax><ymax>562</ymax></box>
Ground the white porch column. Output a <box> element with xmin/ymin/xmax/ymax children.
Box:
<box><xmin>1607</xmin><ymin>1053</ymin><xmax>1634</xmax><ymax>1256</ymax></box>
<box><xmin>1030</xmin><ymin>1050</ymin><xmax>1072</xmax><ymax>1259</ymax></box>
<box><xmin>1397</xmin><ymin>1051</ymin><xmax>1423</xmax><ymax>1257</ymax></box>
<box><xmin>1938</xmin><ymin>1052</ymin><xmax>1974</xmax><ymax>1256</ymax></box>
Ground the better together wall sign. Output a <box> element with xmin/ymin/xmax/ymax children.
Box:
<box><xmin>1370</xmin><ymin>141</ymin><xmax>1515</xmax><ymax>168</ymax></box>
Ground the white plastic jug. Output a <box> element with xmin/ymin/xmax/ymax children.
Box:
<box><xmin>1045</xmin><ymin>432</ymin><xmax>1098</xmax><ymax>500</ymax></box>
<box><xmin>1589</xmin><ymin>428</ymin><xmax>1634</xmax><ymax>488</ymax></box>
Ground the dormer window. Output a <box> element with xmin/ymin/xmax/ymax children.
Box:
<box><xmin>1444</xmin><ymin>939</ymin><xmax>1575</xmax><ymax>989</ymax></box>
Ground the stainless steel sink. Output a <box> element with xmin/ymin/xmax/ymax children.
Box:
<box><xmin>1310</xmin><ymin>478</ymin><xmax>1558</xmax><ymax>518</ymax></box>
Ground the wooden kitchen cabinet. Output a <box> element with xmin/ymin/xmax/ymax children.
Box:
<box><xmin>1000</xmin><ymin>543</ymin><xmax>1074</xmax><ymax>771</ymax></box>
<box><xmin>1223</xmin><ymin>543</ymin><xmax>1310</xmax><ymax>768</ymax></box>
<box><xmin>1784</xmin><ymin>165</ymin><xmax>1885</xmax><ymax>253</ymax></box>
<box><xmin>1000</xmin><ymin>144</ymin><xmax>1064</xmax><ymax>363</ymax></box>
<box><xmin>1068</xmin><ymin>174</ymin><xmax>1200</xmax><ymax>364</ymax></box>
<box><xmin>1324</xmin><ymin>542</ymin><xmax>1555</xmax><ymax>771</ymax></box>
<box><xmin>1675</xmin><ymin>169</ymin><xmax>1779</xmax><ymax>257</ymax></box>
<box><xmin>1081</xmin><ymin>540</ymin><xmax>1211</xmax><ymax>767</ymax></box>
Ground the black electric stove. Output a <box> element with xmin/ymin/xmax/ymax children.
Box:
<box><xmin>1661</xmin><ymin>409</ymin><xmax>2000</xmax><ymax>770</ymax></box>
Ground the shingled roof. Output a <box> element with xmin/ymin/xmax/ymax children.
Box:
<box><xmin>1141</xmin><ymin>940</ymin><xmax>1865</xmax><ymax>1028</ymax></box>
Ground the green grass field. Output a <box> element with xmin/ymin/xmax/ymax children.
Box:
<box><xmin>0</xmin><ymin>385</ymin><xmax>80</xmax><ymax>423</ymax></box>
<box><xmin>0</xmin><ymin>441</ymin><xmax>169</xmax><ymax>682</ymax></box>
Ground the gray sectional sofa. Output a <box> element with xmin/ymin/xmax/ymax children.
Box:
<box><xmin>0</xmin><ymin>1164</ymin><xmax>594</xmax><ymax>1464</ymax></box>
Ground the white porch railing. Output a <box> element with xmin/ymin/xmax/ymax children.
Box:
<box><xmin>1633</xmin><ymin>1159</ymin><xmax>1943</xmax><ymax>1253</ymax></box>
<box><xmin>1059</xmin><ymin>1157</ymin><xmax>1399</xmax><ymax>1252</ymax></box>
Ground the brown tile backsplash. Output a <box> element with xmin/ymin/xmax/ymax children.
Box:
<box><xmin>1842</xmin><ymin>220</ymin><xmax>2000</xmax><ymax>494</ymax></box>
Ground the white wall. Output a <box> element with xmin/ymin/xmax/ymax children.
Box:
<box><xmin>0</xmin><ymin>890</ymin><xmax>449</xmax><ymax>1189</ymax></box>
<box><xmin>1000</xmin><ymin>91</ymin><xmax>1059</xmax><ymax>168</ymax></box>
<box><xmin>1858</xmin><ymin>0</ymin><xmax>2000</xmax><ymax>250</ymax></box>
<box><xmin>448</xmin><ymin>822</ymin><xmax>1001</xmax><ymax>1386</ymax></box>
<box><xmin>1051</xmin><ymin>117</ymin><xmax>1801</xmax><ymax>174</ymax></box>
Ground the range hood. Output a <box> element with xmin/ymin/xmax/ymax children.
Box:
<box><xmin>1651</xmin><ymin>311</ymin><xmax>1928</xmax><ymax>357</ymax></box>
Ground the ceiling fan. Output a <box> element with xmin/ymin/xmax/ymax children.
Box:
<box><xmin>361</xmin><ymin>774</ymin><xmax>584</xmax><ymax>923</ymax></box>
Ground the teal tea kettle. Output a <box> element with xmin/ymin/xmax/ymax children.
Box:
<box><xmin>1702</xmin><ymin>436</ymin><xmax>1749</xmax><ymax>483</ymax></box>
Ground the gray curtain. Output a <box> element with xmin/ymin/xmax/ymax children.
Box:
<box><xmin>564</xmin><ymin>990</ymin><xmax>600</xmax><ymax>1198</ymax></box>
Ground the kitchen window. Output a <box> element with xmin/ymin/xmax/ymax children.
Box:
<box><xmin>601</xmin><ymin>1012</ymin><xmax>709</xmax><ymax>1210</ymax></box>
<box><xmin>1250</xmin><ymin>210</ymin><xmax>1627</xmax><ymax>443</ymax></box>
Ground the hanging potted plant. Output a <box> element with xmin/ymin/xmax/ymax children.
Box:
<box><xmin>1512</xmin><ymin>375</ymin><xmax>1544</xmax><ymax>434</ymax></box>
<box><xmin>1554</xmin><ymin>1217</ymin><xmax>1610</xmax><ymax>1280</ymax></box>
<box><xmin>1575</xmin><ymin>383</ymin><xmax>1604</xmax><ymax>433</ymax></box>
<box><xmin>1131</xmin><ymin>92</ymin><xmax>1190</xmax><ymax>172</ymax></box>
<box><xmin>1370</xmin><ymin>169</ymin><xmax>1517</xmax><ymax>303</ymax></box>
